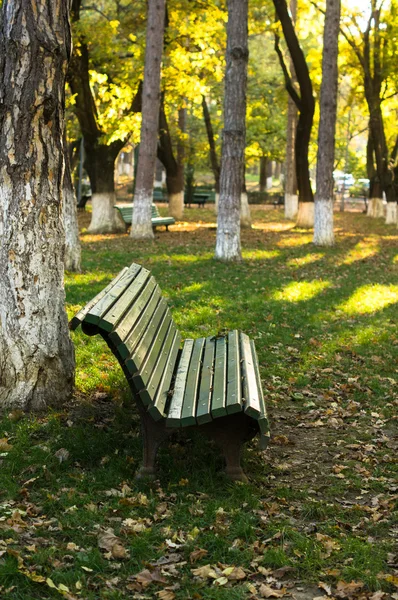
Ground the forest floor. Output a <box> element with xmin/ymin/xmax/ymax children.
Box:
<box><xmin>0</xmin><ymin>206</ymin><xmax>397</xmax><ymax>600</ymax></box>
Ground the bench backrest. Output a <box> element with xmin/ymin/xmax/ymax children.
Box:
<box><xmin>70</xmin><ymin>264</ymin><xmax>181</xmax><ymax>409</ymax></box>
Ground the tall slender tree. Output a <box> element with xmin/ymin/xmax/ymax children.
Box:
<box><xmin>284</xmin><ymin>0</ymin><xmax>298</xmax><ymax>220</ymax></box>
<box><xmin>215</xmin><ymin>0</ymin><xmax>249</xmax><ymax>261</ymax></box>
<box><xmin>313</xmin><ymin>0</ymin><xmax>341</xmax><ymax>246</ymax></box>
<box><xmin>132</xmin><ymin>0</ymin><xmax>166</xmax><ymax>239</ymax></box>
<box><xmin>63</xmin><ymin>135</ymin><xmax>82</xmax><ymax>272</ymax></box>
<box><xmin>273</xmin><ymin>0</ymin><xmax>315</xmax><ymax>227</ymax></box>
<box><xmin>0</xmin><ymin>0</ymin><xmax>75</xmax><ymax>410</ymax></box>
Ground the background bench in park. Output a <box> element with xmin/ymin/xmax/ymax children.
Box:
<box><xmin>70</xmin><ymin>264</ymin><xmax>269</xmax><ymax>481</ymax></box>
<box><xmin>114</xmin><ymin>203</ymin><xmax>175</xmax><ymax>231</ymax></box>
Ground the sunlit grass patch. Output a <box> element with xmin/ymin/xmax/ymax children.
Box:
<box><xmin>286</xmin><ymin>252</ymin><xmax>325</xmax><ymax>267</ymax></box>
<box><xmin>276</xmin><ymin>234</ymin><xmax>313</xmax><ymax>247</ymax></box>
<box><xmin>242</xmin><ymin>249</ymin><xmax>281</xmax><ymax>260</ymax></box>
<box><xmin>272</xmin><ymin>280</ymin><xmax>331</xmax><ymax>303</ymax></box>
<box><xmin>339</xmin><ymin>237</ymin><xmax>380</xmax><ymax>265</ymax></box>
<box><xmin>339</xmin><ymin>284</ymin><xmax>398</xmax><ymax>315</ymax></box>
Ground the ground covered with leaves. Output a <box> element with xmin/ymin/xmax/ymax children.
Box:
<box><xmin>0</xmin><ymin>206</ymin><xmax>397</xmax><ymax>600</ymax></box>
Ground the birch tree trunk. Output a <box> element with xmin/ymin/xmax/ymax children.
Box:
<box><xmin>215</xmin><ymin>0</ymin><xmax>248</xmax><ymax>261</ymax></box>
<box><xmin>63</xmin><ymin>135</ymin><xmax>81</xmax><ymax>272</ymax></box>
<box><xmin>0</xmin><ymin>0</ymin><xmax>75</xmax><ymax>410</ymax></box>
<box><xmin>132</xmin><ymin>0</ymin><xmax>166</xmax><ymax>239</ymax></box>
<box><xmin>313</xmin><ymin>0</ymin><xmax>340</xmax><ymax>246</ymax></box>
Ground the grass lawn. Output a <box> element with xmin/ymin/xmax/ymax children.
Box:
<box><xmin>0</xmin><ymin>206</ymin><xmax>397</xmax><ymax>600</ymax></box>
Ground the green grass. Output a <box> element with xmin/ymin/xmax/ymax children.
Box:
<box><xmin>0</xmin><ymin>207</ymin><xmax>397</xmax><ymax>599</ymax></box>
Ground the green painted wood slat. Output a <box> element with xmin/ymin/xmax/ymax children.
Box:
<box><xmin>211</xmin><ymin>337</ymin><xmax>227</xmax><ymax>418</ymax></box>
<box><xmin>180</xmin><ymin>338</ymin><xmax>205</xmax><ymax>427</ymax></box>
<box><xmin>240</xmin><ymin>333</ymin><xmax>261</xmax><ymax>418</ymax></box>
<box><xmin>166</xmin><ymin>339</ymin><xmax>194</xmax><ymax>427</ymax></box>
<box><xmin>250</xmin><ymin>339</ymin><xmax>270</xmax><ymax>446</ymax></box>
<box><xmin>196</xmin><ymin>337</ymin><xmax>215</xmax><ymax>425</ymax></box>
<box><xmin>125</xmin><ymin>298</ymin><xmax>167</xmax><ymax>375</ymax></box>
<box><xmin>146</xmin><ymin>329</ymin><xmax>181</xmax><ymax>418</ymax></box>
<box><xmin>226</xmin><ymin>330</ymin><xmax>242</xmax><ymax>414</ymax></box>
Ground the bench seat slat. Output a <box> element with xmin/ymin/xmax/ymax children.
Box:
<box><xmin>84</xmin><ymin>265</ymin><xmax>141</xmax><ymax>326</ymax></box>
<box><xmin>147</xmin><ymin>330</ymin><xmax>181</xmax><ymax>420</ymax></box>
<box><xmin>180</xmin><ymin>338</ymin><xmax>205</xmax><ymax>427</ymax></box>
<box><xmin>99</xmin><ymin>268</ymin><xmax>150</xmax><ymax>333</ymax></box>
<box><xmin>69</xmin><ymin>267</ymin><xmax>128</xmax><ymax>331</ymax></box>
<box><xmin>240</xmin><ymin>332</ymin><xmax>261</xmax><ymax>418</ymax></box>
<box><xmin>226</xmin><ymin>330</ymin><xmax>242</xmax><ymax>414</ymax></box>
<box><xmin>125</xmin><ymin>297</ymin><xmax>167</xmax><ymax>375</ymax></box>
<box><xmin>211</xmin><ymin>337</ymin><xmax>227</xmax><ymax>418</ymax></box>
<box><xmin>166</xmin><ymin>339</ymin><xmax>194</xmax><ymax>427</ymax></box>
<box><xmin>132</xmin><ymin>308</ymin><xmax>173</xmax><ymax>394</ymax></box>
<box><xmin>110</xmin><ymin>277</ymin><xmax>157</xmax><ymax>349</ymax></box>
<box><xmin>196</xmin><ymin>337</ymin><xmax>216</xmax><ymax>425</ymax></box>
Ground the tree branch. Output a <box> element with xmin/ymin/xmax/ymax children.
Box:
<box><xmin>274</xmin><ymin>32</ymin><xmax>301</xmax><ymax>110</ymax></box>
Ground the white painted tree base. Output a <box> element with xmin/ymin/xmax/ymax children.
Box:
<box><xmin>296</xmin><ymin>202</ymin><xmax>314</xmax><ymax>228</ymax></box>
<box><xmin>240</xmin><ymin>192</ymin><xmax>251</xmax><ymax>228</ymax></box>
<box><xmin>284</xmin><ymin>194</ymin><xmax>298</xmax><ymax>219</ymax></box>
<box><xmin>63</xmin><ymin>186</ymin><xmax>81</xmax><ymax>272</ymax></box>
<box><xmin>367</xmin><ymin>197</ymin><xmax>384</xmax><ymax>218</ymax></box>
<box><xmin>168</xmin><ymin>191</ymin><xmax>184</xmax><ymax>220</ymax></box>
<box><xmin>385</xmin><ymin>202</ymin><xmax>397</xmax><ymax>225</ymax></box>
<box><xmin>131</xmin><ymin>189</ymin><xmax>155</xmax><ymax>240</ymax></box>
<box><xmin>215</xmin><ymin>196</ymin><xmax>241</xmax><ymax>261</ymax></box>
<box><xmin>88</xmin><ymin>193</ymin><xmax>126</xmax><ymax>234</ymax></box>
<box><xmin>313</xmin><ymin>198</ymin><xmax>334</xmax><ymax>246</ymax></box>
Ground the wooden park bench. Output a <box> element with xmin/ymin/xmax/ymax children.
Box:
<box><xmin>69</xmin><ymin>264</ymin><xmax>269</xmax><ymax>481</ymax></box>
<box><xmin>184</xmin><ymin>192</ymin><xmax>211</xmax><ymax>208</ymax></box>
<box><xmin>114</xmin><ymin>203</ymin><xmax>175</xmax><ymax>231</ymax></box>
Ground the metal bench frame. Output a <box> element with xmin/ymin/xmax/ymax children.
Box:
<box><xmin>70</xmin><ymin>264</ymin><xmax>269</xmax><ymax>481</ymax></box>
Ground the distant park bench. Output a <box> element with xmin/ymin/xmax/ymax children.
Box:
<box><xmin>272</xmin><ymin>195</ymin><xmax>284</xmax><ymax>206</ymax></box>
<box><xmin>70</xmin><ymin>263</ymin><xmax>269</xmax><ymax>481</ymax></box>
<box><xmin>184</xmin><ymin>192</ymin><xmax>211</xmax><ymax>208</ymax></box>
<box><xmin>114</xmin><ymin>203</ymin><xmax>175</xmax><ymax>231</ymax></box>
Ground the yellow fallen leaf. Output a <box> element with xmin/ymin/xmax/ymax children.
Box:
<box><xmin>191</xmin><ymin>564</ymin><xmax>218</xmax><ymax>579</ymax></box>
<box><xmin>214</xmin><ymin>576</ymin><xmax>228</xmax><ymax>586</ymax></box>
<box><xmin>223</xmin><ymin>566</ymin><xmax>246</xmax><ymax>580</ymax></box>
<box><xmin>259</xmin><ymin>584</ymin><xmax>287</xmax><ymax>598</ymax></box>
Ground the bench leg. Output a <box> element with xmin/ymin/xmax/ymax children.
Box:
<box><xmin>222</xmin><ymin>440</ymin><xmax>248</xmax><ymax>482</ymax></box>
<box><xmin>135</xmin><ymin>414</ymin><xmax>170</xmax><ymax>480</ymax></box>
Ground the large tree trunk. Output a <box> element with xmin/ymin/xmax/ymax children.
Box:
<box><xmin>240</xmin><ymin>170</ymin><xmax>251</xmax><ymax>228</ymax></box>
<box><xmin>84</xmin><ymin>142</ymin><xmax>126</xmax><ymax>234</ymax></box>
<box><xmin>132</xmin><ymin>0</ymin><xmax>166</xmax><ymax>239</ymax></box>
<box><xmin>157</xmin><ymin>102</ymin><xmax>184</xmax><ymax>220</ymax></box>
<box><xmin>313</xmin><ymin>0</ymin><xmax>340</xmax><ymax>246</ymax></box>
<box><xmin>215</xmin><ymin>0</ymin><xmax>248</xmax><ymax>261</ymax></box>
<box><xmin>273</xmin><ymin>0</ymin><xmax>315</xmax><ymax>225</ymax></box>
<box><xmin>0</xmin><ymin>0</ymin><xmax>75</xmax><ymax>411</ymax></box>
<box><xmin>63</xmin><ymin>136</ymin><xmax>82</xmax><ymax>272</ymax></box>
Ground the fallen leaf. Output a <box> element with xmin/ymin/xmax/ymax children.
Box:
<box><xmin>191</xmin><ymin>564</ymin><xmax>218</xmax><ymax>579</ymax></box>
<box><xmin>0</xmin><ymin>439</ymin><xmax>13</xmax><ymax>452</ymax></box>
<box><xmin>190</xmin><ymin>548</ymin><xmax>208</xmax><ymax>564</ymax></box>
<box><xmin>156</xmin><ymin>590</ymin><xmax>176</xmax><ymax>600</ymax></box>
<box><xmin>335</xmin><ymin>580</ymin><xmax>364</xmax><ymax>598</ymax></box>
<box><xmin>54</xmin><ymin>448</ymin><xmax>70</xmax><ymax>463</ymax></box>
<box><xmin>318</xmin><ymin>581</ymin><xmax>332</xmax><ymax>596</ymax></box>
<box><xmin>222</xmin><ymin>566</ymin><xmax>246</xmax><ymax>580</ymax></box>
<box><xmin>98</xmin><ymin>529</ymin><xmax>126</xmax><ymax>560</ymax></box>
<box><xmin>136</xmin><ymin>568</ymin><xmax>167</xmax><ymax>588</ymax></box>
<box><xmin>214</xmin><ymin>576</ymin><xmax>228</xmax><ymax>586</ymax></box>
<box><xmin>259</xmin><ymin>584</ymin><xmax>287</xmax><ymax>598</ymax></box>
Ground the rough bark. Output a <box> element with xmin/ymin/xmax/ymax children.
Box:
<box><xmin>202</xmin><ymin>96</ymin><xmax>221</xmax><ymax>194</ymax></box>
<box><xmin>259</xmin><ymin>156</ymin><xmax>267</xmax><ymax>193</ymax></box>
<box><xmin>314</xmin><ymin>0</ymin><xmax>340</xmax><ymax>246</ymax></box>
<box><xmin>63</xmin><ymin>137</ymin><xmax>82</xmax><ymax>271</ymax></box>
<box><xmin>132</xmin><ymin>0</ymin><xmax>166</xmax><ymax>239</ymax></box>
<box><xmin>274</xmin><ymin>0</ymin><xmax>315</xmax><ymax>206</ymax></box>
<box><xmin>157</xmin><ymin>101</ymin><xmax>185</xmax><ymax>221</ymax></box>
<box><xmin>0</xmin><ymin>0</ymin><xmax>75</xmax><ymax>410</ymax></box>
<box><xmin>215</xmin><ymin>0</ymin><xmax>248</xmax><ymax>261</ymax></box>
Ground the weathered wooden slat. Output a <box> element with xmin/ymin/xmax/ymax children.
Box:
<box><xmin>132</xmin><ymin>308</ymin><xmax>173</xmax><ymax>392</ymax></box>
<box><xmin>125</xmin><ymin>298</ymin><xmax>167</xmax><ymax>375</ymax></box>
<box><xmin>116</xmin><ymin>283</ymin><xmax>161</xmax><ymax>360</ymax></box>
<box><xmin>241</xmin><ymin>333</ymin><xmax>261</xmax><ymax>418</ymax></box>
<box><xmin>166</xmin><ymin>339</ymin><xmax>194</xmax><ymax>427</ymax></box>
<box><xmin>211</xmin><ymin>337</ymin><xmax>227</xmax><ymax>418</ymax></box>
<box><xmin>180</xmin><ymin>338</ymin><xmax>205</xmax><ymax>427</ymax></box>
<box><xmin>196</xmin><ymin>337</ymin><xmax>215</xmax><ymax>425</ymax></box>
<box><xmin>99</xmin><ymin>267</ymin><xmax>150</xmax><ymax>333</ymax></box>
<box><xmin>226</xmin><ymin>330</ymin><xmax>242</xmax><ymax>414</ymax></box>
<box><xmin>146</xmin><ymin>329</ymin><xmax>181</xmax><ymax>417</ymax></box>
<box><xmin>84</xmin><ymin>265</ymin><xmax>141</xmax><ymax>326</ymax></box>
<box><xmin>250</xmin><ymin>339</ymin><xmax>270</xmax><ymax>446</ymax></box>
<box><xmin>69</xmin><ymin>267</ymin><xmax>128</xmax><ymax>331</ymax></box>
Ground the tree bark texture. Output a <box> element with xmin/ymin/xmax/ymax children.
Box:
<box><xmin>202</xmin><ymin>96</ymin><xmax>221</xmax><ymax>195</ymax></box>
<box><xmin>259</xmin><ymin>156</ymin><xmax>267</xmax><ymax>193</ymax></box>
<box><xmin>0</xmin><ymin>0</ymin><xmax>75</xmax><ymax>410</ymax></box>
<box><xmin>157</xmin><ymin>101</ymin><xmax>184</xmax><ymax>220</ymax></box>
<box><xmin>274</xmin><ymin>0</ymin><xmax>315</xmax><ymax>206</ymax></box>
<box><xmin>284</xmin><ymin>0</ymin><xmax>298</xmax><ymax>218</ymax></box>
<box><xmin>132</xmin><ymin>0</ymin><xmax>166</xmax><ymax>239</ymax></box>
<box><xmin>314</xmin><ymin>0</ymin><xmax>340</xmax><ymax>246</ymax></box>
<box><xmin>215</xmin><ymin>0</ymin><xmax>248</xmax><ymax>261</ymax></box>
<box><xmin>63</xmin><ymin>135</ymin><xmax>82</xmax><ymax>272</ymax></box>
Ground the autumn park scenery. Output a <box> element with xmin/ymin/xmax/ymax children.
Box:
<box><xmin>0</xmin><ymin>1</ymin><xmax>397</xmax><ymax>599</ymax></box>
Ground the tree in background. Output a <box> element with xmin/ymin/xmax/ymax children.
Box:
<box><xmin>273</xmin><ymin>0</ymin><xmax>315</xmax><ymax>227</ymax></box>
<box><xmin>313</xmin><ymin>0</ymin><xmax>341</xmax><ymax>246</ymax></box>
<box><xmin>284</xmin><ymin>0</ymin><xmax>298</xmax><ymax>219</ymax></box>
<box><xmin>132</xmin><ymin>0</ymin><xmax>166</xmax><ymax>239</ymax></box>
<box><xmin>63</xmin><ymin>134</ymin><xmax>82</xmax><ymax>272</ymax></box>
<box><xmin>0</xmin><ymin>0</ymin><xmax>74</xmax><ymax>410</ymax></box>
<box><xmin>215</xmin><ymin>0</ymin><xmax>249</xmax><ymax>261</ymax></box>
